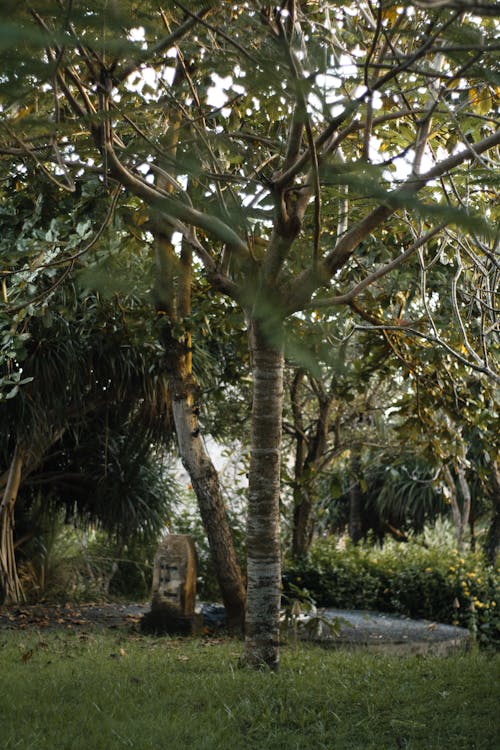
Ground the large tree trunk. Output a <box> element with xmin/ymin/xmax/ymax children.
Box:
<box><xmin>0</xmin><ymin>444</ymin><xmax>25</xmax><ymax>604</ymax></box>
<box><xmin>244</xmin><ymin>320</ymin><xmax>284</xmax><ymax>669</ymax></box>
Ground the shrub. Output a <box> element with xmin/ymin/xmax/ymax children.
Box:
<box><xmin>283</xmin><ymin>534</ymin><xmax>499</xmax><ymax>648</ymax></box>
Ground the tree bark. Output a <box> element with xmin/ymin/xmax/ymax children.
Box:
<box><xmin>169</xmin><ymin>374</ymin><xmax>246</xmax><ymax>630</ymax></box>
<box><xmin>348</xmin><ymin>453</ymin><xmax>364</xmax><ymax>544</ymax></box>
<box><xmin>456</xmin><ymin>465</ymin><xmax>472</xmax><ymax>548</ymax></box>
<box><xmin>244</xmin><ymin>319</ymin><xmax>284</xmax><ymax>669</ymax></box>
<box><xmin>486</xmin><ymin>458</ymin><xmax>500</xmax><ymax>566</ymax></box>
<box><xmin>290</xmin><ymin>371</ymin><xmax>333</xmax><ymax>559</ymax></box>
<box><xmin>0</xmin><ymin>444</ymin><xmax>25</xmax><ymax>604</ymax></box>
<box><xmin>155</xmin><ymin>228</ymin><xmax>246</xmax><ymax>631</ymax></box>
<box><xmin>443</xmin><ymin>463</ymin><xmax>470</xmax><ymax>551</ymax></box>
<box><xmin>292</xmin><ymin>487</ymin><xmax>314</xmax><ymax>560</ymax></box>
<box><xmin>290</xmin><ymin>369</ymin><xmax>310</xmax><ymax>559</ymax></box>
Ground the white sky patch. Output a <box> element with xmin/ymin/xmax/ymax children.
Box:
<box><xmin>330</xmin><ymin>102</ymin><xmax>345</xmax><ymax>118</ymax></box>
<box><xmin>315</xmin><ymin>73</ymin><xmax>342</xmax><ymax>104</ymax></box>
<box><xmin>171</xmin><ymin>231</ymin><xmax>183</xmax><ymax>251</ymax></box>
<box><xmin>207</xmin><ymin>73</ymin><xmax>233</xmax><ymax>108</ymax></box>
<box><xmin>378</xmin><ymin>146</ymin><xmax>438</xmax><ymax>184</ymax></box>
<box><xmin>125</xmin><ymin>28</ymin><xmax>177</xmax><ymax>94</ymax></box>
<box><xmin>128</xmin><ymin>27</ymin><xmax>146</xmax><ymax>43</ymax></box>
<box><xmin>372</xmin><ymin>90</ymin><xmax>383</xmax><ymax>110</ymax></box>
<box><xmin>353</xmin><ymin>84</ymin><xmax>368</xmax><ymax>99</ymax></box>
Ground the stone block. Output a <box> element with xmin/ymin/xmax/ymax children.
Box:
<box><xmin>150</xmin><ymin>534</ymin><xmax>197</xmax><ymax>617</ymax></box>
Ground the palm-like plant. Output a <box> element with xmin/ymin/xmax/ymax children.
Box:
<box><xmin>1</xmin><ymin>273</ymin><xmax>173</xmax><ymax>602</ymax></box>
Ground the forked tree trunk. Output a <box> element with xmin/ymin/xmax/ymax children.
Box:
<box><xmin>0</xmin><ymin>444</ymin><xmax>25</xmax><ymax>604</ymax></box>
<box><xmin>244</xmin><ymin>320</ymin><xmax>284</xmax><ymax>669</ymax></box>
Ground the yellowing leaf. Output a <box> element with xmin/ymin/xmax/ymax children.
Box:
<box><xmin>469</xmin><ymin>87</ymin><xmax>492</xmax><ymax>116</ymax></box>
<box><xmin>381</xmin><ymin>6</ymin><xmax>400</xmax><ymax>24</ymax></box>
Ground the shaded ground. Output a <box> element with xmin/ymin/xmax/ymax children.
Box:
<box><xmin>0</xmin><ymin>602</ymin><xmax>148</xmax><ymax>632</ymax></box>
<box><xmin>0</xmin><ymin>602</ymin><xmax>471</xmax><ymax>655</ymax></box>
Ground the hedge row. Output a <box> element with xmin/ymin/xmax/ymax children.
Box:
<box><xmin>283</xmin><ymin>537</ymin><xmax>499</xmax><ymax>648</ymax></box>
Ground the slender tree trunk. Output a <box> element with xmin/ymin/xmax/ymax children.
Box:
<box><xmin>443</xmin><ymin>463</ymin><xmax>470</xmax><ymax>551</ymax></box>
<box><xmin>290</xmin><ymin>370</ymin><xmax>310</xmax><ymax>559</ymax></box>
<box><xmin>0</xmin><ymin>444</ymin><xmax>25</xmax><ymax>604</ymax></box>
<box><xmin>244</xmin><ymin>319</ymin><xmax>284</xmax><ymax>669</ymax></box>
<box><xmin>155</xmin><ymin>232</ymin><xmax>246</xmax><ymax>630</ymax></box>
<box><xmin>169</xmin><ymin>374</ymin><xmax>246</xmax><ymax>630</ymax></box>
<box><xmin>348</xmin><ymin>453</ymin><xmax>364</xmax><ymax>544</ymax></box>
<box><xmin>292</xmin><ymin>487</ymin><xmax>314</xmax><ymax>559</ymax></box>
<box><xmin>150</xmin><ymin>82</ymin><xmax>246</xmax><ymax>625</ymax></box>
<box><xmin>456</xmin><ymin>465</ymin><xmax>471</xmax><ymax>546</ymax></box>
<box><xmin>290</xmin><ymin>371</ymin><xmax>332</xmax><ymax>559</ymax></box>
<box><xmin>486</xmin><ymin>458</ymin><xmax>500</xmax><ymax>565</ymax></box>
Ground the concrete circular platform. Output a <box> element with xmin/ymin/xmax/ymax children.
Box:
<box><xmin>296</xmin><ymin>608</ymin><xmax>471</xmax><ymax>656</ymax></box>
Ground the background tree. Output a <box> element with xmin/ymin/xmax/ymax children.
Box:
<box><xmin>0</xmin><ymin>202</ymin><xmax>172</xmax><ymax>602</ymax></box>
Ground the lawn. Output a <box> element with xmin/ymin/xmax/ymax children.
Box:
<box><xmin>0</xmin><ymin>631</ymin><xmax>498</xmax><ymax>750</ymax></box>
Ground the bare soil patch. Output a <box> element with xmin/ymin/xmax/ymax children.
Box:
<box><xmin>0</xmin><ymin>602</ymin><xmax>148</xmax><ymax>632</ymax></box>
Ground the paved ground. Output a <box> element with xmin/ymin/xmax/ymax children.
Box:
<box><xmin>298</xmin><ymin>608</ymin><xmax>471</xmax><ymax>655</ymax></box>
<box><xmin>0</xmin><ymin>602</ymin><xmax>471</xmax><ymax>655</ymax></box>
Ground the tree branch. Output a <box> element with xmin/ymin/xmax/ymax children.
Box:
<box><xmin>104</xmin><ymin>139</ymin><xmax>250</xmax><ymax>257</ymax></box>
<box><xmin>284</xmin><ymin>127</ymin><xmax>500</xmax><ymax>313</ymax></box>
<box><xmin>311</xmin><ymin>223</ymin><xmax>446</xmax><ymax>307</ymax></box>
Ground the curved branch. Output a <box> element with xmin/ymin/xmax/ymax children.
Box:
<box><xmin>284</xmin><ymin>127</ymin><xmax>500</xmax><ymax>312</ymax></box>
<box><xmin>117</xmin><ymin>13</ymin><xmax>210</xmax><ymax>83</ymax></box>
<box><xmin>104</xmin><ymin>140</ymin><xmax>250</xmax><ymax>257</ymax></box>
<box><xmin>312</xmin><ymin>223</ymin><xmax>446</xmax><ymax>307</ymax></box>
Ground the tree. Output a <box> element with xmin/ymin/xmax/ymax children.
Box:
<box><xmin>0</xmin><ymin>248</ymin><xmax>172</xmax><ymax>601</ymax></box>
<box><xmin>1</xmin><ymin>1</ymin><xmax>499</xmax><ymax>667</ymax></box>
<box><xmin>282</xmin><ymin>320</ymin><xmax>395</xmax><ymax>557</ymax></box>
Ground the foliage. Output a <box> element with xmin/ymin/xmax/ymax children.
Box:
<box><xmin>87</xmin><ymin>534</ymin><xmax>159</xmax><ymax>601</ymax></box>
<box><xmin>284</xmin><ymin>528</ymin><xmax>499</xmax><ymax>648</ymax></box>
<box><xmin>318</xmin><ymin>450</ymin><xmax>447</xmax><ymax>541</ymax></box>
<box><xmin>0</xmin><ymin>632</ymin><xmax>498</xmax><ymax>750</ymax></box>
<box><xmin>13</xmin><ymin>508</ymin><xmax>164</xmax><ymax>603</ymax></box>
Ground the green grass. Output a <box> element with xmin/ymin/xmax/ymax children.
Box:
<box><xmin>0</xmin><ymin>631</ymin><xmax>498</xmax><ymax>750</ymax></box>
